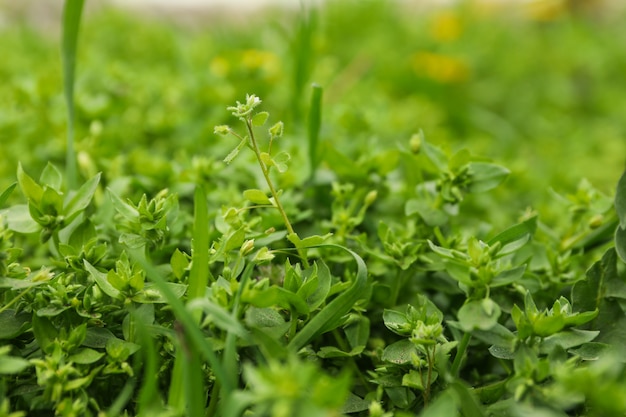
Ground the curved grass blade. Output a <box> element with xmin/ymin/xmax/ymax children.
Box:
<box><xmin>61</xmin><ymin>0</ymin><xmax>85</xmax><ymax>189</ymax></box>
<box><xmin>287</xmin><ymin>244</ymin><xmax>368</xmax><ymax>351</ymax></box>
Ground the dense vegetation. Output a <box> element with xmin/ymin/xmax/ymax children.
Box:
<box><xmin>1</xmin><ymin>1</ymin><xmax>626</xmax><ymax>416</ymax></box>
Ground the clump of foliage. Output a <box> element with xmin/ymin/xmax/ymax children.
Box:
<box><xmin>1</xmin><ymin>1</ymin><xmax>626</xmax><ymax>417</ymax></box>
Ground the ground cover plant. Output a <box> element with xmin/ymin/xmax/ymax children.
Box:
<box><xmin>1</xmin><ymin>0</ymin><xmax>626</xmax><ymax>416</ymax></box>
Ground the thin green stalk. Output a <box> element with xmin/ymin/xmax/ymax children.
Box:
<box><xmin>307</xmin><ymin>83</ymin><xmax>323</xmax><ymax>181</ymax></box>
<box><xmin>451</xmin><ymin>332</ymin><xmax>472</xmax><ymax>377</ymax></box>
<box><xmin>244</xmin><ymin>119</ymin><xmax>309</xmax><ymax>267</ymax></box>
<box><xmin>61</xmin><ymin>0</ymin><xmax>85</xmax><ymax>189</ymax></box>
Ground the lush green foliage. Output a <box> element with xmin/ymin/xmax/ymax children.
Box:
<box><xmin>1</xmin><ymin>1</ymin><xmax>626</xmax><ymax>416</ymax></box>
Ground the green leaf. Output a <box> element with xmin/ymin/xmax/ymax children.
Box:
<box><xmin>83</xmin><ymin>327</ymin><xmax>117</xmax><ymax>349</ymax></box>
<box><xmin>0</xmin><ymin>183</ymin><xmax>16</xmax><ymax>207</ymax></box>
<box><xmin>0</xmin><ymin>355</ymin><xmax>32</xmax><ymax>374</ymax></box>
<box><xmin>458</xmin><ymin>298</ymin><xmax>501</xmax><ymax>331</ymax></box>
<box><xmin>132</xmin><ymin>283</ymin><xmax>187</xmax><ymax>304</ymax></box>
<box><xmin>32</xmin><ymin>315</ymin><xmax>58</xmax><ymax>353</ymax></box>
<box><xmin>68</xmin><ymin>348</ymin><xmax>105</xmax><ymax>364</ymax></box>
<box><xmin>3</xmin><ymin>204</ymin><xmax>40</xmax><ymax>233</ymax></box>
<box><xmin>382</xmin><ymin>339</ymin><xmax>418</xmax><ymax>365</ymax></box>
<box><xmin>298</xmin><ymin>260</ymin><xmax>332</xmax><ymax>310</ymax></box>
<box><xmin>288</xmin><ymin>245</ymin><xmax>369</xmax><ymax>351</ymax></box>
<box><xmin>170</xmin><ymin>249</ymin><xmax>189</xmax><ymax>280</ymax></box>
<box><xmin>107</xmin><ymin>188</ymin><xmax>139</xmax><ymax>221</ymax></box>
<box><xmin>251</xmin><ymin>111</ymin><xmax>269</xmax><ymax>126</ymax></box>
<box><xmin>488</xmin><ymin>216</ymin><xmax>537</xmax><ymax>247</ymax></box>
<box><xmin>419</xmin><ymin>390</ymin><xmax>459</xmax><ymax>417</ymax></box>
<box><xmin>40</xmin><ymin>162</ymin><xmax>63</xmax><ymax>190</ymax></box>
<box><xmin>405</xmin><ymin>199</ymin><xmax>448</xmax><ymax>226</ymax></box>
<box><xmin>345</xmin><ymin>316</ymin><xmax>370</xmax><ymax>350</ymax></box>
<box><xmin>422</xmin><ymin>139</ymin><xmax>448</xmax><ymax>172</ymax></box>
<box><xmin>615</xmin><ymin>169</ymin><xmax>626</xmax><ymax>228</ymax></box>
<box><xmin>540</xmin><ymin>329</ymin><xmax>600</xmax><ymax>354</ymax></box>
<box><xmin>187</xmin><ymin>298</ymin><xmax>248</xmax><ymax>340</ymax></box>
<box><xmin>64</xmin><ymin>172</ymin><xmax>101</xmax><ymax>220</ymax></box>
<box><xmin>615</xmin><ymin>225</ymin><xmax>626</xmax><ymax>264</ymax></box>
<box><xmin>0</xmin><ymin>310</ymin><xmax>31</xmax><ymax>339</ymax></box>
<box><xmin>17</xmin><ymin>163</ymin><xmax>43</xmax><ymax>205</ymax></box>
<box><xmin>84</xmin><ymin>260</ymin><xmax>121</xmax><ymax>299</ymax></box>
<box><xmin>243</xmin><ymin>189</ymin><xmax>271</xmax><ymax>205</ymax></box>
<box><xmin>272</xmin><ymin>151</ymin><xmax>291</xmax><ymax>173</ymax></box>
<box><xmin>402</xmin><ymin>370</ymin><xmax>425</xmax><ymax>390</ymax></box>
<box><xmin>287</xmin><ymin>232</ymin><xmax>332</xmax><ymax>249</ymax></box>
<box><xmin>466</xmin><ymin>162</ymin><xmax>510</xmax><ymax>193</ymax></box>
<box><xmin>224</xmin><ymin>138</ymin><xmax>247</xmax><ymax>164</ymax></box>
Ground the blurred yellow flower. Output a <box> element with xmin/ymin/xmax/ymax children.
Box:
<box><xmin>411</xmin><ymin>51</ymin><xmax>469</xmax><ymax>83</ymax></box>
<box><xmin>209</xmin><ymin>56</ymin><xmax>230</xmax><ymax>77</ymax></box>
<box><xmin>430</xmin><ymin>11</ymin><xmax>463</xmax><ymax>42</ymax></box>
<box><xmin>524</xmin><ymin>0</ymin><xmax>567</xmax><ymax>21</ymax></box>
<box><xmin>241</xmin><ymin>49</ymin><xmax>280</xmax><ymax>75</ymax></box>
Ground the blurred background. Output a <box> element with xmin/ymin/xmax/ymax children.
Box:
<box><xmin>1</xmin><ymin>0</ymin><xmax>625</xmax><ymax>227</ymax></box>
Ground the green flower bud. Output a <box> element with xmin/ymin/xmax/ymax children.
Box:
<box><xmin>410</xmin><ymin>133</ymin><xmax>422</xmax><ymax>154</ymax></box>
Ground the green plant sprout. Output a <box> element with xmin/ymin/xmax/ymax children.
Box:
<box><xmin>215</xmin><ymin>94</ymin><xmax>311</xmax><ymax>266</ymax></box>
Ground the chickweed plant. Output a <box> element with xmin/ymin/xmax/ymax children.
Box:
<box><xmin>2</xmin><ymin>2</ymin><xmax>626</xmax><ymax>417</ymax></box>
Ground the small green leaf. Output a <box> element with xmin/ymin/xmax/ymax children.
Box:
<box><xmin>540</xmin><ymin>329</ymin><xmax>600</xmax><ymax>354</ymax></box>
<box><xmin>0</xmin><ymin>183</ymin><xmax>16</xmax><ymax>207</ymax></box>
<box><xmin>0</xmin><ymin>310</ymin><xmax>31</xmax><ymax>339</ymax></box>
<box><xmin>273</xmin><ymin>151</ymin><xmax>291</xmax><ymax>173</ymax></box>
<box><xmin>0</xmin><ymin>355</ymin><xmax>32</xmax><ymax>374</ymax></box>
<box><xmin>243</xmin><ymin>189</ymin><xmax>271</xmax><ymax>205</ymax></box>
<box><xmin>107</xmin><ymin>188</ymin><xmax>139</xmax><ymax>221</ymax></box>
<box><xmin>64</xmin><ymin>172</ymin><xmax>101</xmax><ymax>220</ymax></box>
<box><xmin>224</xmin><ymin>138</ymin><xmax>247</xmax><ymax>164</ymax></box>
<box><xmin>17</xmin><ymin>163</ymin><xmax>43</xmax><ymax>205</ymax></box>
<box><xmin>382</xmin><ymin>339</ymin><xmax>418</xmax><ymax>365</ymax></box>
<box><xmin>40</xmin><ymin>162</ymin><xmax>63</xmax><ymax>190</ymax></box>
<box><xmin>32</xmin><ymin>315</ymin><xmax>58</xmax><ymax>353</ymax></box>
<box><xmin>69</xmin><ymin>348</ymin><xmax>105</xmax><ymax>364</ymax></box>
<box><xmin>288</xmin><ymin>232</ymin><xmax>332</xmax><ymax>249</ymax></box>
<box><xmin>466</xmin><ymin>162</ymin><xmax>510</xmax><ymax>193</ymax></box>
<box><xmin>84</xmin><ymin>260</ymin><xmax>121</xmax><ymax>299</ymax></box>
<box><xmin>251</xmin><ymin>111</ymin><xmax>269</xmax><ymax>126</ymax></box>
<box><xmin>402</xmin><ymin>370</ymin><xmax>425</xmax><ymax>390</ymax></box>
<box><xmin>171</xmin><ymin>249</ymin><xmax>189</xmax><ymax>279</ymax></box>
<box><xmin>458</xmin><ymin>299</ymin><xmax>501</xmax><ymax>331</ymax></box>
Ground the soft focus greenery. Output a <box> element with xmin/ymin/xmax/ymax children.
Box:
<box><xmin>1</xmin><ymin>1</ymin><xmax>626</xmax><ymax>416</ymax></box>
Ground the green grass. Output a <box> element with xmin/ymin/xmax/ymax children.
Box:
<box><xmin>1</xmin><ymin>1</ymin><xmax>626</xmax><ymax>416</ymax></box>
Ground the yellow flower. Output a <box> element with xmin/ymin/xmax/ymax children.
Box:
<box><xmin>524</xmin><ymin>0</ymin><xmax>568</xmax><ymax>21</ymax></box>
<box><xmin>410</xmin><ymin>51</ymin><xmax>469</xmax><ymax>84</ymax></box>
<box><xmin>430</xmin><ymin>11</ymin><xmax>463</xmax><ymax>42</ymax></box>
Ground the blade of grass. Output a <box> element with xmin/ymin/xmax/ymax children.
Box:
<box><xmin>61</xmin><ymin>0</ymin><xmax>85</xmax><ymax>189</ymax></box>
<box><xmin>129</xmin><ymin>249</ymin><xmax>235</xmax><ymax>396</ymax></box>
<box><xmin>188</xmin><ymin>186</ymin><xmax>212</xmax><ymax>306</ymax></box>
<box><xmin>307</xmin><ymin>83</ymin><xmax>323</xmax><ymax>181</ymax></box>
<box><xmin>287</xmin><ymin>244</ymin><xmax>368</xmax><ymax>351</ymax></box>
<box><xmin>170</xmin><ymin>186</ymin><xmax>211</xmax><ymax>411</ymax></box>
<box><xmin>137</xmin><ymin>321</ymin><xmax>162</xmax><ymax>417</ymax></box>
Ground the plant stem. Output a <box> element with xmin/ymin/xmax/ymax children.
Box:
<box><xmin>451</xmin><ymin>332</ymin><xmax>471</xmax><ymax>377</ymax></box>
<box><xmin>244</xmin><ymin>118</ymin><xmax>309</xmax><ymax>267</ymax></box>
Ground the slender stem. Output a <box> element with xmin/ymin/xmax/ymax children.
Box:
<box><xmin>451</xmin><ymin>332</ymin><xmax>472</xmax><ymax>377</ymax></box>
<box><xmin>244</xmin><ymin>118</ymin><xmax>309</xmax><ymax>267</ymax></box>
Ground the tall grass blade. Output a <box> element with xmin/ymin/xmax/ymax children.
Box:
<box><xmin>129</xmin><ymin>249</ymin><xmax>234</xmax><ymax>397</ymax></box>
<box><xmin>290</xmin><ymin>5</ymin><xmax>316</xmax><ymax>122</ymax></box>
<box><xmin>61</xmin><ymin>0</ymin><xmax>85</xmax><ymax>189</ymax></box>
<box><xmin>307</xmin><ymin>83</ymin><xmax>323</xmax><ymax>181</ymax></box>
<box><xmin>188</xmin><ymin>186</ymin><xmax>212</xmax><ymax>304</ymax></box>
<box><xmin>137</xmin><ymin>322</ymin><xmax>162</xmax><ymax>416</ymax></box>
